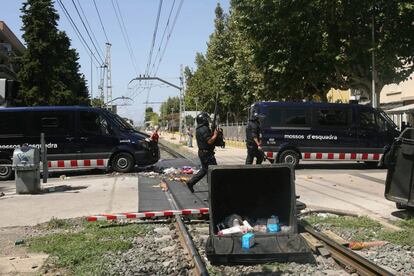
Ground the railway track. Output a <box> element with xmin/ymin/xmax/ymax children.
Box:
<box><xmin>139</xmin><ymin>142</ymin><xmax>395</xmax><ymax>275</ymax></box>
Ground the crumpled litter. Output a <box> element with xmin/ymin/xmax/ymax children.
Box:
<box><xmin>181</xmin><ymin>166</ymin><xmax>193</xmax><ymax>174</ymax></box>
<box><xmin>139</xmin><ymin>171</ymin><xmax>160</xmax><ymax>178</ymax></box>
<box><xmin>163</xmin><ymin>167</ymin><xmax>180</xmax><ymax>175</ymax></box>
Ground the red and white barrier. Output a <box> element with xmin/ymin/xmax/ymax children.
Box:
<box><xmin>87</xmin><ymin>207</ymin><xmax>210</xmax><ymax>222</ymax></box>
<box><xmin>265</xmin><ymin>152</ymin><xmax>382</xmax><ymax>161</ymax></box>
<box><xmin>45</xmin><ymin>159</ymin><xmax>109</xmax><ymax>169</ymax></box>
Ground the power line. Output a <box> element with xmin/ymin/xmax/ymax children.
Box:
<box><xmin>149</xmin><ymin>0</ymin><xmax>176</xmax><ymax>75</ymax></box>
<box><xmin>57</xmin><ymin>0</ymin><xmax>102</xmax><ymax>66</ymax></box>
<box><xmin>143</xmin><ymin>0</ymin><xmax>164</xmax><ymax>107</ymax></box>
<box><xmin>71</xmin><ymin>0</ymin><xmax>105</xmax><ymax>63</ymax></box>
<box><xmin>92</xmin><ymin>0</ymin><xmax>109</xmax><ymax>43</ymax></box>
<box><xmin>75</xmin><ymin>0</ymin><xmax>103</xmax><ymax>55</ymax></box>
<box><xmin>111</xmin><ymin>0</ymin><xmax>140</xmax><ymax>75</ymax></box>
<box><xmin>154</xmin><ymin>0</ymin><xmax>184</xmax><ymax>75</ymax></box>
<box><xmin>145</xmin><ymin>0</ymin><xmax>164</xmax><ymax>76</ymax></box>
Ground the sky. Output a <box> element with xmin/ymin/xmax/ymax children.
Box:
<box><xmin>1</xmin><ymin>0</ymin><xmax>230</xmax><ymax>125</ymax></box>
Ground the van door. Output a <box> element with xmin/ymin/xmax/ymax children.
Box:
<box><xmin>311</xmin><ymin>106</ymin><xmax>356</xmax><ymax>150</ymax></box>
<box><xmin>78</xmin><ymin>110</ymin><xmax>118</xmax><ymax>166</ymax></box>
<box><xmin>358</xmin><ymin>107</ymin><xmax>381</xmax><ymax>148</ymax></box>
<box><xmin>28</xmin><ymin>110</ymin><xmax>79</xmax><ymax>161</ymax></box>
<box><xmin>375</xmin><ymin>110</ymin><xmax>398</xmax><ymax>148</ymax></box>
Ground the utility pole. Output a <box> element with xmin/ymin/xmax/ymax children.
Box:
<box><xmin>90</xmin><ymin>51</ymin><xmax>93</xmax><ymax>102</ymax></box>
<box><xmin>371</xmin><ymin>5</ymin><xmax>377</xmax><ymax>108</ymax></box>
<box><xmin>98</xmin><ymin>65</ymin><xmax>106</xmax><ymax>107</ymax></box>
<box><xmin>105</xmin><ymin>43</ymin><xmax>113</xmax><ymax>111</ymax></box>
<box><xmin>179</xmin><ymin>64</ymin><xmax>186</xmax><ymax>142</ymax></box>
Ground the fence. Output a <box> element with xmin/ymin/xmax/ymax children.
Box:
<box><xmin>221</xmin><ymin>122</ymin><xmax>247</xmax><ymax>142</ymax></box>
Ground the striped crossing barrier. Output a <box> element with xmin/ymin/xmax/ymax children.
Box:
<box><xmin>87</xmin><ymin>208</ymin><xmax>210</xmax><ymax>222</ymax></box>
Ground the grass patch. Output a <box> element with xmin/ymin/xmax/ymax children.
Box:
<box><xmin>304</xmin><ymin>215</ymin><xmax>381</xmax><ymax>229</ymax></box>
<box><xmin>305</xmin><ymin>215</ymin><xmax>414</xmax><ymax>247</ymax></box>
<box><xmin>45</xmin><ymin>217</ymin><xmax>72</xmax><ymax>230</ymax></box>
<box><xmin>379</xmin><ymin>218</ymin><xmax>414</xmax><ymax>246</ymax></box>
<box><xmin>303</xmin><ymin>215</ymin><xmax>383</xmax><ymax>242</ymax></box>
<box><xmin>28</xmin><ymin>221</ymin><xmax>152</xmax><ymax>275</ymax></box>
<box><xmin>261</xmin><ymin>263</ymin><xmax>287</xmax><ymax>272</ymax></box>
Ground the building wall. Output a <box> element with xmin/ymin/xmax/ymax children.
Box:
<box><xmin>380</xmin><ymin>75</ymin><xmax>414</xmax><ymax>106</ymax></box>
<box><xmin>0</xmin><ymin>21</ymin><xmax>25</xmax><ymax>80</ymax></box>
<box><xmin>327</xmin><ymin>88</ymin><xmax>351</xmax><ymax>103</ymax></box>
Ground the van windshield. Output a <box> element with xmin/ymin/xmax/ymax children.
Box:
<box><xmin>379</xmin><ymin>110</ymin><xmax>398</xmax><ymax>130</ymax></box>
<box><xmin>107</xmin><ymin>112</ymin><xmax>135</xmax><ymax>131</ymax></box>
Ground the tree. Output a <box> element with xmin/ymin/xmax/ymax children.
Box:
<box><xmin>185</xmin><ymin>4</ymin><xmax>251</xmax><ymax>122</ymax></box>
<box><xmin>232</xmin><ymin>0</ymin><xmax>414</xmax><ymax>105</ymax></box>
<box><xmin>90</xmin><ymin>97</ymin><xmax>103</xmax><ymax>107</ymax></box>
<box><xmin>16</xmin><ymin>0</ymin><xmax>89</xmax><ymax>106</ymax></box>
<box><xmin>144</xmin><ymin>107</ymin><xmax>154</xmax><ymax>123</ymax></box>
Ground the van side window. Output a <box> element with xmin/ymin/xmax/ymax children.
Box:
<box><xmin>315</xmin><ymin>109</ymin><xmax>349</xmax><ymax>127</ymax></box>
<box><xmin>80</xmin><ymin>111</ymin><xmax>110</xmax><ymax>135</ymax></box>
<box><xmin>29</xmin><ymin>111</ymin><xmax>73</xmax><ymax>136</ymax></box>
<box><xmin>375</xmin><ymin>113</ymin><xmax>388</xmax><ymax>132</ymax></box>
<box><xmin>265</xmin><ymin>107</ymin><xmax>282</xmax><ymax>126</ymax></box>
<box><xmin>264</xmin><ymin>107</ymin><xmax>308</xmax><ymax>127</ymax></box>
<box><xmin>359</xmin><ymin>109</ymin><xmax>376</xmax><ymax>130</ymax></box>
<box><xmin>41</xmin><ymin>117</ymin><xmax>59</xmax><ymax>128</ymax></box>
<box><xmin>0</xmin><ymin>112</ymin><xmax>24</xmax><ymax>136</ymax></box>
<box><xmin>283</xmin><ymin>109</ymin><xmax>307</xmax><ymax>126</ymax></box>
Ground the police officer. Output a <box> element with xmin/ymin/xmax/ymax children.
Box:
<box><xmin>186</xmin><ymin>112</ymin><xmax>218</xmax><ymax>193</ymax></box>
<box><xmin>245</xmin><ymin>112</ymin><xmax>264</xmax><ymax>164</ymax></box>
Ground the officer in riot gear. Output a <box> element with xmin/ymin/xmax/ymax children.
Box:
<box><xmin>186</xmin><ymin>112</ymin><xmax>218</xmax><ymax>193</ymax></box>
<box><xmin>245</xmin><ymin>112</ymin><xmax>264</xmax><ymax>164</ymax></box>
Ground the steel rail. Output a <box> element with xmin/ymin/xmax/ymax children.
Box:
<box><xmin>299</xmin><ymin>221</ymin><xmax>392</xmax><ymax>276</ymax></box>
<box><xmin>160</xmin><ymin>143</ymin><xmax>208</xmax><ymax>275</ymax></box>
<box><xmin>161</xmin><ymin>141</ymin><xmax>392</xmax><ymax>276</ymax></box>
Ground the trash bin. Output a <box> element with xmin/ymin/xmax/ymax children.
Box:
<box><xmin>12</xmin><ymin>146</ymin><xmax>40</xmax><ymax>194</ymax></box>
<box><xmin>385</xmin><ymin>128</ymin><xmax>414</xmax><ymax>209</ymax></box>
<box><xmin>205</xmin><ymin>164</ymin><xmax>314</xmax><ymax>264</ymax></box>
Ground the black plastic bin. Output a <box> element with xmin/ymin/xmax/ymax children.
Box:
<box><xmin>205</xmin><ymin>164</ymin><xmax>314</xmax><ymax>264</ymax></box>
<box><xmin>385</xmin><ymin>128</ymin><xmax>414</xmax><ymax>209</ymax></box>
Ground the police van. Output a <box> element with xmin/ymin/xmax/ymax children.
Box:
<box><xmin>0</xmin><ymin>106</ymin><xmax>160</xmax><ymax>180</ymax></box>
<box><xmin>252</xmin><ymin>102</ymin><xmax>399</xmax><ymax>166</ymax></box>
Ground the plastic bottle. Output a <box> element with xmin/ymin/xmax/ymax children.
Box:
<box><xmin>267</xmin><ymin>215</ymin><xmax>280</xmax><ymax>233</ymax></box>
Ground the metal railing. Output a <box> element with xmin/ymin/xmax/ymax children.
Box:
<box><xmin>221</xmin><ymin>122</ymin><xmax>247</xmax><ymax>142</ymax></box>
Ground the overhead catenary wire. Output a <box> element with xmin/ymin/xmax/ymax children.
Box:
<box><xmin>145</xmin><ymin>0</ymin><xmax>164</xmax><ymax>76</ymax></box>
<box><xmin>149</xmin><ymin>0</ymin><xmax>176</xmax><ymax>75</ymax></box>
<box><xmin>71</xmin><ymin>0</ymin><xmax>105</xmax><ymax>63</ymax></box>
<box><xmin>92</xmin><ymin>0</ymin><xmax>110</xmax><ymax>43</ymax></box>
<box><xmin>154</xmin><ymin>0</ymin><xmax>184</xmax><ymax>75</ymax></box>
<box><xmin>56</xmin><ymin>0</ymin><xmax>102</xmax><ymax>66</ymax></box>
<box><xmin>75</xmin><ymin>0</ymin><xmax>103</xmax><ymax>56</ymax></box>
<box><xmin>142</xmin><ymin>0</ymin><xmax>164</xmax><ymax>105</ymax></box>
<box><xmin>111</xmin><ymin>0</ymin><xmax>140</xmax><ymax>75</ymax></box>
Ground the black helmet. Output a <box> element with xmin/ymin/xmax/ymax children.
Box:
<box><xmin>196</xmin><ymin>112</ymin><xmax>210</xmax><ymax>125</ymax></box>
<box><xmin>251</xmin><ymin>112</ymin><xmax>260</xmax><ymax>121</ymax></box>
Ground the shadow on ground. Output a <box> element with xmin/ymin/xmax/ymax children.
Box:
<box><xmin>296</xmin><ymin>162</ymin><xmax>384</xmax><ymax>171</ymax></box>
<box><xmin>391</xmin><ymin>209</ymin><xmax>414</xmax><ymax>220</ymax></box>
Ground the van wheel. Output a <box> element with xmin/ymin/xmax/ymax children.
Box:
<box><xmin>112</xmin><ymin>153</ymin><xmax>134</xmax><ymax>173</ymax></box>
<box><xmin>396</xmin><ymin>202</ymin><xmax>407</xmax><ymax>210</ymax></box>
<box><xmin>0</xmin><ymin>159</ymin><xmax>13</xmax><ymax>181</ymax></box>
<box><xmin>278</xmin><ymin>150</ymin><xmax>300</xmax><ymax>167</ymax></box>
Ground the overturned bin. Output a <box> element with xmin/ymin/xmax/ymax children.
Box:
<box><xmin>206</xmin><ymin>164</ymin><xmax>314</xmax><ymax>264</ymax></box>
<box><xmin>385</xmin><ymin>128</ymin><xmax>414</xmax><ymax>209</ymax></box>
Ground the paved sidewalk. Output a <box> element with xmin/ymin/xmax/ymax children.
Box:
<box><xmin>0</xmin><ymin>174</ymin><xmax>138</xmax><ymax>227</ymax></box>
